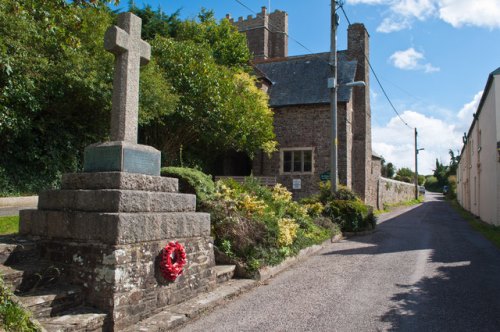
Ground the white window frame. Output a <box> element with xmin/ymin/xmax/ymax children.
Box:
<box><xmin>280</xmin><ymin>147</ymin><xmax>314</xmax><ymax>175</ymax></box>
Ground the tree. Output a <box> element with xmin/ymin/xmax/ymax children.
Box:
<box><xmin>380</xmin><ymin>158</ymin><xmax>395</xmax><ymax>178</ymax></box>
<box><xmin>395</xmin><ymin>167</ymin><xmax>414</xmax><ymax>183</ymax></box>
<box><xmin>0</xmin><ymin>1</ymin><xmax>177</xmax><ymax>194</ymax></box>
<box><xmin>447</xmin><ymin>149</ymin><xmax>460</xmax><ymax>177</ymax></box>
<box><xmin>132</xmin><ymin>5</ymin><xmax>276</xmax><ymax>170</ymax></box>
<box><xmin>145</xmin><ymin>36</ymin><xmax>276</xmax><ymax>168</ymax></box>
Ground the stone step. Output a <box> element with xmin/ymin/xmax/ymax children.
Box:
<box><xmin>214</xmin><ymin>265</ymin><xmax>236</xmax><ymax>284</ymax></box>
<box><xmin>38</xmin><ymin>189</ymin><xmax>196</xmax><ymax>213</ymax></box>
<box><xmin>125</xmin><ymin>279</ymin><xmax>255</xmax><ymax>332</ymax></box>
<box><xmin>0</xmin><ymin>237</ymin><xmax>37</xmax><ymax>265</ymax></box>
<box><xmin>38</xmin><ymin>306</ymin><xmax>108</xmax><ymax>332</ymax></box>
<box><xmin>61</xmin><ymin>172</ymin><xmax>178</xmax><ymax>192</ymax></box>
<box><xmin>20</xmin><ymin>211</ymin><xmax>210</xmax><ymax>244</ymax></box>
<box><xmin>0</xmin><ymin>262</ymin><xmax>63</xmax><ymax>293</ymax></box>
<box><xmin>17</xmin><ymin>284</ymin><xmax>84</xmax><ymax>319</ymax></box>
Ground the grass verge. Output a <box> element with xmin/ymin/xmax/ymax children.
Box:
<box><xmin>0</xmin><ymin>216</ymin><xmax>19</xmax><ymax>235</ymax></box>
<box><xmin>450</xmin><ymin>200</ymin><xmax>500</xmax><ymax>249</ymax></box>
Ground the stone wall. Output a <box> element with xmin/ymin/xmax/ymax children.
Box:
<box><xmin>230</xmin><ymin>7</ymin><xmax>288</xmax><ymax>59</ymax></box>
<box><xmin>377</xmin><ymin>177</ymin><xmax>415</xmax><ymax>210</ymax></box>
<box><xmin>253</xmin><ymin>103</ymin><xmax>350</xmax><ymax>200</ymax></box>
<box><xmin>366</xmin><ymin>156</ymin><xmax>382</xmax><ymax>207</ymax></box>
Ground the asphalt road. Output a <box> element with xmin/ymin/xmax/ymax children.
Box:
<box><xmin>178</xmin><ymin>192</ymin><xmax>500</xmax><ymax>332</ymax></box>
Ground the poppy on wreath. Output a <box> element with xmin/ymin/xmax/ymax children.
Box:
<box><xmin>160</xmin><ymin>241</ymin><xmax>187</xmax><ymax>281</ymax></box>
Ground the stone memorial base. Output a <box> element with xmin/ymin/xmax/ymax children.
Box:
<box><xmin>84</xmin><ymin>141</ymin><xmax>161</xmax><ymax>176</ymax></box>
<box><xmin>19</xmin><ymin>172</ymin><xmax>216</xmax><ymax>330</ymax></box>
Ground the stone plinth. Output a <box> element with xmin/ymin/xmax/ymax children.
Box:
<box><xmin>83</xmin><ymin>141</ymin><xmax>161</xmax><ymax>176</ymax></box>
<box><xmin>19</xmin><ymin>172</ymin><xmax>216</xmax><ymax>331</ymax></box>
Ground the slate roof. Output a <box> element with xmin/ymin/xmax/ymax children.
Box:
<box><xmin>254</xmin><ymin>52</ymin><xmax>358</xmax><ymax>107</ymax></box>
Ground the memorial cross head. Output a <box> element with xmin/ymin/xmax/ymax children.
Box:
<box><xmin>104</xmin><ymin>12</ymin><xmax>151</xmax><ymax>143</ymax></box>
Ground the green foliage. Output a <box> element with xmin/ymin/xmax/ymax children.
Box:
<box><xmin>149</xmin><ymin>36</ymin><xmax>276</xmax><ymax>168</ymax></box>
<box><xmin>424</xmin><ymin>175</ymin><xmax>440</xmax><ymax>192</ymax></box>
<box><xmin>0</xmin><ymin>216</ymin><xmax>19</xmax><ymax>235</ymax></box>
<box><xmin>129</xmin><ymin>3</ymin><xmax>181</xmax><ymax>40</ymax></box>
<box><xmin>207</xmin><ymin>177</ymin><xmax>336</xmax><ymax>273</ymax></box>
<box><xmin>394</xmin><ymin>167</ymin><xmax>414</xmax><ymax>183</ymax></box>
<box><xmin>447</xmin><ymin>175</ymin><xmax>457</xmax><ymax>199</ymax></box>
<box><xmin>0</xmin><ymin>1</ymin><xmax>116</xmax><ymax>194</ymax></box>
<box><xmin>0</xmin><ymin>1</ymin><xmax>175</xmax><ymax>195</ymax></box>
<box><xmin>160</xmin><ymin>167</ymin><xmax>215</xmax><ymax>204</ymax></box>
<box><xmin>307</xmin><ymin>181</ymin><xmax>375</xmax><ymax>232</ymax></box>
<box><xmin>176</xmin><ymin>9</ymin><xmax>251</xmax><ymax>68</ymax></box>
<box><xmin>380</xmin><ymin>157</ymin><xmax>395</xmax><ymax>178</ymax></box>
<box><xmin>324</xmin><ymin>199</ymin><xmax>376</xmax><ymax>232</ymax></box>
<box><xmin>0</xmin><ymin>277</ymin><xmax>40</xmax><ymax>331</ymax></box>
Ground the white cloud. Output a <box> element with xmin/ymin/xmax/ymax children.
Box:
<box><xmin>439</xmin><ymin>0</ymin><xmax>500</xmax><ymax>28</ymax></box>
<box><xmin>389</xmin><ymin>48</ymin><xmax>440</xmax><ymax>73</ymax></box>
<box><xmin>373</xmin><ymin>93</ymin><xmax>482</xmax><ymax>174</ymax></box>
<box><xmin>373</xmin><ymin>111</ymin><xmax>461</xmax><ymax>174</ymax></box>
<box><xmin>377</xmin><ymin>17</ymin><xmax>411</xmax><ymax>33</ymax></box>
<box><xmin>392</xmin><ymin>0</ymin><xmax>436</xmax><ymax>20</ymax></box>
<box><xmin>347</xmin><ymin>0</ymin><xmax>500</xmax><ymax>31</ymax></box>
<box><xmin>456</xmin><ymin>90</ymin><xmax>483</xmax><ymax>126</ymax></box>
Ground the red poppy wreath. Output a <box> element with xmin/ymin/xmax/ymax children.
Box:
<box><xmin>160</xmin><ymin>241</ymin><xmax>187</xmax><ymax>281</ymax></box>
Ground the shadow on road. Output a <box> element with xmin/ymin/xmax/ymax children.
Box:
<box><xmin>323</xmin><ymin>198</ymin><xmax>500</xmax><ymax>331</ymax></box>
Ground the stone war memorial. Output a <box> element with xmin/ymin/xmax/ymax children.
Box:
<box><xmin>16</xmin><ymin>12</ymin><xmax>217</xmax><ymax>330</ymax></box>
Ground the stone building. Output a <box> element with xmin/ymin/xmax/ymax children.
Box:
<box><xmin>228</xmin><ymin>7</ymin><xmax>378</xmax><ymax>204</ymax></box>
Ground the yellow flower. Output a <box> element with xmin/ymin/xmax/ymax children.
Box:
<box><xmin>277</xmin><ymin>218</ymin><xmax>299</xmax><ymax>247</ymax></box>
<box><xmin>304</xmin><ymin>202</ymin><xmax>324</xmax><ymax>217</ymax></box>
<box><xmin>272</xmin><ymin>184</ymin><xmax>292</xmax><ymax>203</ymax></box>
<box><xmin>238</xmin><ymin>193</ymin><xmax>266</xmax><ymax>216</ymax></box>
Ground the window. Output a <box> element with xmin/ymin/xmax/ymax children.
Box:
<box><xmin>281</xmin><ymin>148</ymin><xmax>313</xmax><ymax>173</ymax></box>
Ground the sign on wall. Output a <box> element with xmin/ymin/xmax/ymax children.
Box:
<box><xmin>292</xmin><ymin>179</ymin><xmax>301</xmax><ymax>190</ymax></box>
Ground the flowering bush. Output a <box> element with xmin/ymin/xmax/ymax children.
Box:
<box><xmin>277</xmin><ymin>218</ymin><xmax>299</xmax><ymax>247</ymax></box>
<box><xmin>207</xmin><ymin>177</ymin><xmax>338</xmax><ymax>274</ymax></box>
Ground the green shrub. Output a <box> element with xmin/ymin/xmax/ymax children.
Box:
<box><xmin>318</xmin><ymin>181</ymin><xmax>358</xmax><ymax>203</ymax></box>
<box><xmin>0</xmin><ymin>278</ymin><xmax>40</xmax><ymax>331</ymax></box>
<box><xmin>208</xmin><ymin>178</ymin><xmax>335</xmax><ymax>273</ymax></box>
<box><xmin>324</xmin><ymin>199</ymin><xmax>375</xmax><ymax>232</ymax></box>
<box><xmin>161</xmin><ymin>167</ymin><xmax>215</xmax><ymax>204</ymax></box>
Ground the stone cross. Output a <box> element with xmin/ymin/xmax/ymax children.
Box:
<box><xmin>104</xmin><ymin>12</ymin><xmax>151</xmax><ymax>143</ymax></box>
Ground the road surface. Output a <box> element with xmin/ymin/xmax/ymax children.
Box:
<box><xmin>179</xmin><ymin>192</ymin><xmax>500</xmax><ymax>331</ymax></box>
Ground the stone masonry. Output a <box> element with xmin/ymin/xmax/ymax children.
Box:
<box><xmin>229</xmin><ymin>7</ymin><xmax>288</xmax><ymax>59</ymax></box>
<box><xmin>234</xmin><ymin>10</ymin><xmax>371</xmax><ymax>202</ymax></box>
<box><xmin>347</xmin><ymin>24</ymin><xmax>372</xmax><ymax>202</ymax></box>
<box><xmin>20</xmin><ymin>172</ymin><xmax>216</xmax><ymax>330</ymax></box>
<box><xmin>19</xmin><ymin>13</ymin><xmax>216</xmax><ymax>330</ymax></box>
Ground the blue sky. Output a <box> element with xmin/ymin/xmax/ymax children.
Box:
<box><xmin>118</xmin><ymin>0</ymin><xmax>500</xmax><ymax>174</ymax></box>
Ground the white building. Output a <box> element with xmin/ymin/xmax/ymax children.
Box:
<box><xmin>457</xmin><ymin>68</ymin><xmax>500</xmax><ymax>226</ymax></box>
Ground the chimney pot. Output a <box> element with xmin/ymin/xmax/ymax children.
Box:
<box><xmin>262</xmin><ymin>6</ymin><xmax>267</xmax><ymax>15</ymax></box>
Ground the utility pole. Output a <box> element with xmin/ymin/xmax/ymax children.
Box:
<box><xmin>414</xmin><ymin>128</ymin><xmax>418</xmax><ymax>199</ymax></box>
<box><xmin>330</xmin><ymin>0</ymin><xmax>339</xmax><ymax>193</ymax></box>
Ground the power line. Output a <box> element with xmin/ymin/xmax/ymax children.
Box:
<box><xmin>338</xmin><ymin>4</ymin><xmax>413</xmax><ymax>130</ymax></box>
